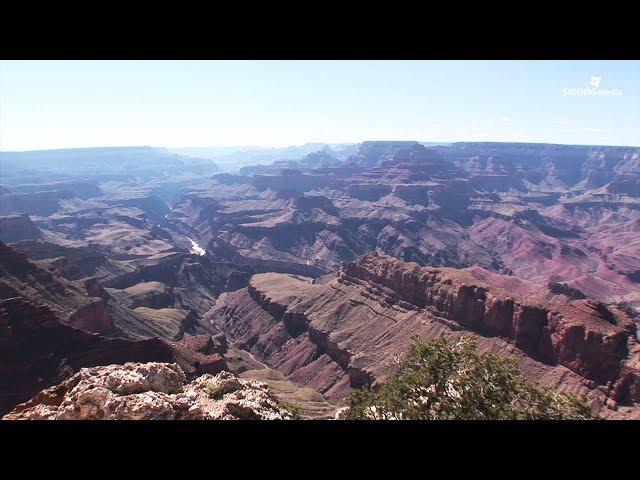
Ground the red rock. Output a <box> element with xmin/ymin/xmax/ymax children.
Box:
<box><xmin>67</xmin><ymin>299</ymin><xmax>114</xmax><ymax>333</ymax></box>
<box><xmin>205</xmin><ymin>253</ymin><xmax>640</xmax><ymax>418</ymax></box>
<box><xmin>170</xmin><ymin>334</ymin><xmax>228</xmax><ymax>376</ymax></box>
<box><xmin>0</xmin><ymin>296</ymin><xmax>175</xmax><ymax>415</ymax></box>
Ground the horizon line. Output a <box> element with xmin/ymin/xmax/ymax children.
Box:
<box><xmin>2</xmin><ymin>140</ymin><xmax>640</xmax><ymax>154</ymax></box>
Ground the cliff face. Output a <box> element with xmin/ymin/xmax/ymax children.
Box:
<box><xmin>205</xmin><ymin>253</ymin><xmax>640</xmax><ymax>419</ymax></box>
<box><xmin>0</xmin><ymin>241</ymin><xmax>128</xmax><ymax>336</ymax></box>
<box><xmin>3</xmin><ymin>363</ymin><xmax>292</xmax><ymax>420</ymax></box>
<box><xmin>341</xmin><ymin>253</ymin><xmax>637</xmax><ymax>386</ymax></box>
<box><xmin>0</xmin><ymin>297</ymin><xmax>175</xmax><ymax>415</ymax></box>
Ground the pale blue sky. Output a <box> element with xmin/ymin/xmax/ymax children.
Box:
<box><xmin>1</xmin><ymin>60</ymin><xmax>638</xmax><ymax>151</ymax></box>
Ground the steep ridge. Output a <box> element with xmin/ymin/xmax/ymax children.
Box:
<box><xmin>205</xmin><ymin>253</ymin><xmax>640</xmax><ymax>419</ymax></box>
<box><xmin>0</xmin><ymin>241</ymin><xmax>119</xmax><ymax>334</ymax></box>
<box><xmin>102</xmin><ymin>251</ymin><xmax>254</xmax><ymax>317</ymax></box>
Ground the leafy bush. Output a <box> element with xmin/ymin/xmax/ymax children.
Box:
<box><xmin>278</xmin><ymin>402</ymin><xmax>302</xmax><ymax>420</ymax></box>
<box><xmin>205</xmin><ymin>381</ymin><xmax>236</xmax><ymax>400</ymax></box>
<box><xmin>344</xmin><ymin>335</ymin><xmax>594</xmax><ymax>420</ymax></box>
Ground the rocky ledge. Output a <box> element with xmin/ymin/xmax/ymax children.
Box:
<box><xmin>3</xmin><ymin>362</ymin><xmax>294</xmax><ymax>420</ymax></box>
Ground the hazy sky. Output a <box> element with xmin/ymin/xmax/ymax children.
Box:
<box><xmin>1</xmin><ymin>60</ymin><xmax>638</xmax><ymax>151</ymax></box>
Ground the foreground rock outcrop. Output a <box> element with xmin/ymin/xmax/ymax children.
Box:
<box><xmin>3</xmin><ymin>362</ymin><xmax>293</xmax><ymax>420</ymax></box>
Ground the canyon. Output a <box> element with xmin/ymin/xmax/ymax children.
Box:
<box><xmin>1</xmin><ymin>141</ymin><xmax>639</xmax><ymax>419</ymax></box>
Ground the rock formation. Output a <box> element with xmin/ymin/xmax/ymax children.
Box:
<box><xmin>206</xmin><ymin>252</ymin><xmax>640</xmax><ymax>419</ymax></box>
<box><xmin>3</xmin><ymin>362</ymin><xmax>293</xmax><ymax>420</ymax></box>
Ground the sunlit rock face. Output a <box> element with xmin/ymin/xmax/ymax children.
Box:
<box><xmin>3</xmin><ymin>363</ymin><xmax>293</xmax><ymax>420</ymax></box>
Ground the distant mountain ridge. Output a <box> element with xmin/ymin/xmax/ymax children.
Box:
<box><xmin>168</xmin><ymin>143</ymin><xmax>359</xmax><ymax>171</ymax></box>
<box><xmin>0</xmin><ymin>146</ymin><xmax>218</xmax><ymax>175</ymax></box>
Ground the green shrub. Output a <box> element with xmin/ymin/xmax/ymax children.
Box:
<box><xmin>278</xmin><ymin>402</ymin><xmax>302</xmax><ymax>420</ymax></box>
<box><xmin>205</xmin><ymin>381</ymin><xmax>236</xmax><ymax>400</ymax></box>
<box><xmin>344</xmin><ymin>335</ymin><xmax>594</xmax><ymax>420</ymax></box>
